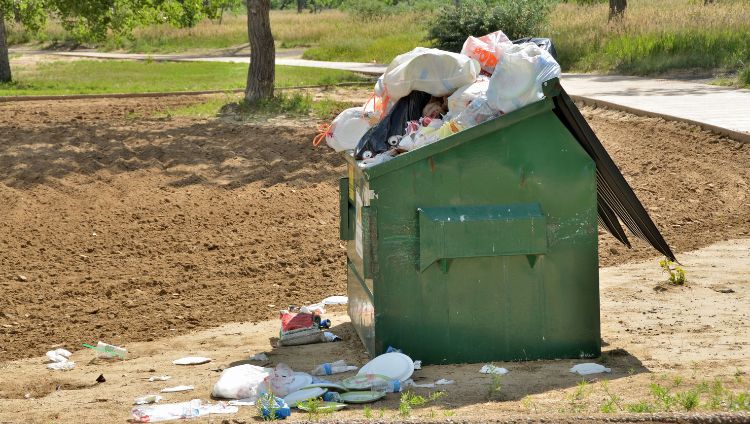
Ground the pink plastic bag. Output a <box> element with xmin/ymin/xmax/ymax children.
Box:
<box><xmin>264</xmin><ymin>363</ymin><xmax>295</xmax><ymax>397</ymax></box>
<box><xmin>461</xmin><ymin>30</ymin><xmax>511</xmax><ymax>74</ymax></box>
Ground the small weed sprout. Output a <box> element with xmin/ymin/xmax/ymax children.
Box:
<box><xmin>568</xmin><ymin>379</ymin><xmax>591</xmax><ymax>412</ymax></box>
<box><xmin>487</xmin><ymin>374</ymin><xmax>503</xmax><ymax>400</ymax></box>
<box><xmin>600</xmin><ymin>380</ymin><xmax>623</xmax><ymax>413</ymax></box>
<box><xmin>626</xmin><ymin>400</ymin><xmax>655</xmax><ymax>413</ymax></box>
<box><xmin>398</xmin><ymin>391</ymin><xmax>444</xmax><ymax>418</ymax></box>
<box><xmin>363</xmin><ymin>404</ymin><xmax>373</xmax><ymax>419</ymax></box>
<box><xmin>672</xmin><ymin>376</ymin><xmax>683</xmax><ymax>387</ymax></box>
<box><xmin>443</xmin><ymin>409</ymin><xmax>456</xmax><ymax>417</ymax></box>
<box><xmin>298</xmin><ymin>397</ymin><xmax>325</xmax><ymax>421</ymax></box>
<box><xmin>521</xmin><ymin>395</ymin><xmax>538</xmax><ymax>413</ymax></box>
<box><xmin>676</xmin><ymin>390</ymin><xmax>700</xmax><ymax>411</ymax></box>
<box><xmin>650</xmin><ymin>383</ymin><xmax>676</xmax><ymax>411</ymax></box>
<box><xmin>659</xmin><ymin>259</ymin><xmax>686</xmax><ymax>285</ymax></box>
<box><xmin>257</xmin><ymin>392</ymin><xmax>279</xmax><ymax>421</ymax></box>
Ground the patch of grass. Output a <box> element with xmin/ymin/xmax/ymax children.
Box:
<box><xmin>303</xmin><ymin>31</ymin><xmax>427</xmax><ymax>65</ymax></box>
<box><xmin>626</xmin><ymin>400</ymin><xmax>656</xmax><ymax>413</ymax></box>
<box><xmin>650</xmin><ymin>383</ymin><xmax>676</xmax><ymax>411</ymax></box>
<box><xmin>728</xmin><ymin>392</ymin><xmax>750</xmax><ymax>411</ymax></box>
<box><xmin>398</xmin><ymin>391</ymin><xmax>444</xmax><ymax>418</ymax></box>
<box><xmin>521</xmin><ymin>395</ymin><xmax>538</xmax><ymax>413</ymax></box>
<box><xmin>569</xmin><ymin>379</ymin><xmax>590</xmax><ymax>413</ymax></box>
<box><xmin>676</xmin><ymin>390</ymin><xmax>700</xmax><ymax>411</ymax></box>
<box><xmin>550</xmin><ymin>0</ymin><xmax>750</xmax><ymax>75</ymax></box>
<box><xmin>297</xmin><ymin>397</ymin><xmax>328</xmax><ymax>422</ymax></box>
<box><xmin>738</xmin><ymin>67</ymin><xmax>750</xmax><ymax>89</ymax></box>
<box><xmin>0</xmin><ymin>61</ymin><xmax>366</xmax><ymax>96</ymax></box>
<box><xmin>600</xmin><ymin>380</ymin><xmax>623</xmax><ymax>413</ymax></box>
<box><xmin>487</xmin><ymin>373</ymin><xmax>503</xmax><ymax>400</ymax></box>
<box><xmin>363</xmin><ymin>404</ymin><xmax>373</xmax><ymax>419</ymax></box>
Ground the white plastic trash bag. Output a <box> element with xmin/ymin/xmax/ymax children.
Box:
<box><xmin>380</xmin><ymin>47</ymin><xmax>480</xmax><ymax>101</ymax></box>
<box><xmin>447</xmin><ymin>76</ymin><xmax>490</xmax><ymax>116</ymax></box>
<box><xmin>324</xmin><ymin>107</ymin><xmax>372</xmax><ymax>152</ymax></box>
<box><xmin>461</xmin><ymin>30</ymin><xmax>511</xmax><ymax>74</ymax></box>
<box><xmin>486</xmin><ymin>43</ymin><xmax>561</xmax><ymax>115</ymax></box>
<box><xmin>211</xmin><ymin>364</ymin><xmax>269</xmax><ymax>400</ymax></box>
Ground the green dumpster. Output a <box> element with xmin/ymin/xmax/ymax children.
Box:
<box><xmin>339</xmin><ymin>79</ymin><xmax>672</xmax><ymax>365</ymax></box>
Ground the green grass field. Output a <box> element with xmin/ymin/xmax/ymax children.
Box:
<box><xmin>0</xmin><ymin>60</ymin><xmax>368</xmax><ymax>96</ymax></box>
<box><xmin>5</xmin><ymin>1</ymin><xmax>750</xmax><ymax>81</ymax></box>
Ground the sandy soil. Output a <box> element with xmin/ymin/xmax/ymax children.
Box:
<box><xmin>0</xmin><ymin>240</ymin><xmax>748</xmax><ymax>423</ymax></box>
<box><xmin>0</xmin><ymin>93</ymin><xmax>749</xmax><ymax>422</ymax></box>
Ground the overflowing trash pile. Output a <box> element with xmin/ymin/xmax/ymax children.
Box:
<box><xmin>317</xmin><ymin>30</ymin><xmax>561</xmax><ymax>168</ymax></box>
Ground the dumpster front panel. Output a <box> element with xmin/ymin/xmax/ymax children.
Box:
<box><xmin>364</xmin><ymin>108</ymin><xmax>599</xmax><ymax>364</ymax></box>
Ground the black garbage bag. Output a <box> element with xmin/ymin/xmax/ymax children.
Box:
<box><xmin>512</xmin><ymin>37</ymin><xmax>558</xmax><ymax>61</ymax></box>
<box><xmin>355</xmin><ymin>91</ymin><xmax>433</xmax><ymax>160</ymax></box>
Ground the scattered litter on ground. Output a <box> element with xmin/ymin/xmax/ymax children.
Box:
<box><xmin>341</xmin><ymin>374</ymin><xmax>391</xmax><ymax>391</ymax></box>
<box><xmin>132</xmin><ymin>399</ymin><xmax>237</xmax><ymax>422</ymax></box>
<box><xmin>211</xmin><ymin>364</ymin><xmax>268</xmax><ymax>400</ymax></box>
<box><xmin>311</xmin><ymin>359</ymin><xmax>357</xmax><ymax>375</ymax></box>
<box><xmin>322</xmin><ymin>391</ymin><xmax>343</xmax><ymax>402</ymax></box>
<box><xmin>323</xmin><ymin>331</ymin><xmax>341</xmax><ymax>342</ymax></box>
<box><xmin>569</xmin><ymin>363</ymin><xmax>611</xmax><ymax>375</ymax></box>
<box><xmin>480</xmin><ymin>364</ymin><xmax>509</xmax><ymax>375</ymax></box>
<box><xmin>134</xmin><ymin>395</ymin><xmax>163</xmax><ymax>405</ymax></box>
<box><xmin>404</xmin><ymin>379</ymin><xmax>434</xmax><ymax>388</ymax></box>
<box><xmin>47</xmin><ymin>361</ymin><xmax>75</xmax><ymax>371</ymax></box>
<box><xmin>413</xmin><ymin>360</ymin><xmax>422</xmax><ymax>370</ymax></box>
<box><xmin>298</xmin><ymin>401</ymin><xmax>347</xmax><ymax>413</ymax></box>
<box><xmin>321</xmin><ymin>295</ymin><xmax>348</xmax><ymax>305</ymax></box>
<box><xmin>283</xmin><ymin>387</ymin><xmax>327</xmax><ymax>407</ymax></box>
<box><xmin>144</xmin><ymin>375</ymin><xmax>172</xmax><ymax>382</ymax></box>
<box><xmin>83</xmin><ymin>341</ymin><xmax>127</xmax><ymax>359</ymax></box>
<box><xmin>436</xmin><ymin>379</ymin><xmax>454</xmax><ymax>385</ymax></box>
<box><xmin>160</xmin><ymin>385</ymin><xmax>194</xmax><ymax>393</ymax></box>
<box><xmin>172</xmin><ymin>356</ymin><xmax>211</xmax><ymax>365</ymax></box>
<box><xmin>339</xmin><ymin>390</ymin><xmax>386</xmax><ymax>404</ymax></box>
<box><xmin>45</xmin><ymin>348</ymin><xmax>74</xmax><ymax>370</ymax></box>
<box><xmin>358</xmin><ymin>352</ymin><xmax>414</xmax><ymax>382</ymax></box>
<box><xmin>227</xmin><ymin>398</ymin><xmax>256</xmax><ymax>407</ymax></box>
<box><xmin>257</xmin><ymin>394</ymin><xmax>291</xmax><ymax>420</ymax></box>
<box><xmin>249</xmin><ymin>352</ymin><xmax>269</xmax><ymax>361</ymax></box>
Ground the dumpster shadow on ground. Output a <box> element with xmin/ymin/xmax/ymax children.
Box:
<box><xmin>232</xmin><ymin>318</ymin><xmax>649</xmax><ymax>410</ymax></box>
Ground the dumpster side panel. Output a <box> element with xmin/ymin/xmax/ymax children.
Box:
<box><xmin>369</xmin><ymin>109</ymin><xmax>599</xmax><ymax>364</ymax></box>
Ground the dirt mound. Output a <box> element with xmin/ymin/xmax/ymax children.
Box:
<box><xmin>0</xmin><ymin>94</ymin><xmax>748</xmax><ymax>364</ymax></box>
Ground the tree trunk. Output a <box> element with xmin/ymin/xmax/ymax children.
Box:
<box><xmin>245</xmin><ymin>0</ymin><xmax>275</xmax><ymax>103</ymax></box>
<box><xmin>0</xmin><ymin>9</ymin><xmax>12</xmax><ymax>83</ymax></box>
<box><xmin>608</xmin><ymin>0</ymin><xmax>627</xmax><ymax>20</ymax></box>
<box><xmin>297</xmin><ymin>0</ymin><xmax>306</xmax><ymax>14</ymax></box>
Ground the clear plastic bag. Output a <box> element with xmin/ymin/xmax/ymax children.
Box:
<box><xmin>447</xmin><ymin>76</ymin><xmax>490</xmax><ymax>116</ymax></box>
<box><xmin>454</xmin><ymin>97</ymin><xmax>501</xmax><ymax>129</ymax></box>
<box><xmin>486</xmin><ymin>43</ymin><xmax>561</xmax><ymax>115</ymax></box>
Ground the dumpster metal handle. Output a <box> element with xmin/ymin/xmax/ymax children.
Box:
<box><xmin>417</xmin><ymin>203</ymin><xmax>548</xmax><ymax>272</ymax></box>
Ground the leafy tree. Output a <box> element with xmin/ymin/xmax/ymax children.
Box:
<box><xmin>0</xmin><ymin>0</ymin><xmax>234</xmax><ymax>83</ymax></box>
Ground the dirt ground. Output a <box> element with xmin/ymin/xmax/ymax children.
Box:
<box><xmin>0</xmin><ymin>92</ymin><xmax>749</xmax><ymax>422</ymax></box>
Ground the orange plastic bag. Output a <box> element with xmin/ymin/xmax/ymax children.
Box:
<box><xmin>461</xmin><ymin>30</ymin><xmax>511</xmax><ymax>74</ymax></box>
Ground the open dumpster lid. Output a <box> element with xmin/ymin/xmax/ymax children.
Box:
<box><xmin>547</xmin><ymin>79</ymin><xmax>676</xmax><ymax>262</ymax></box>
